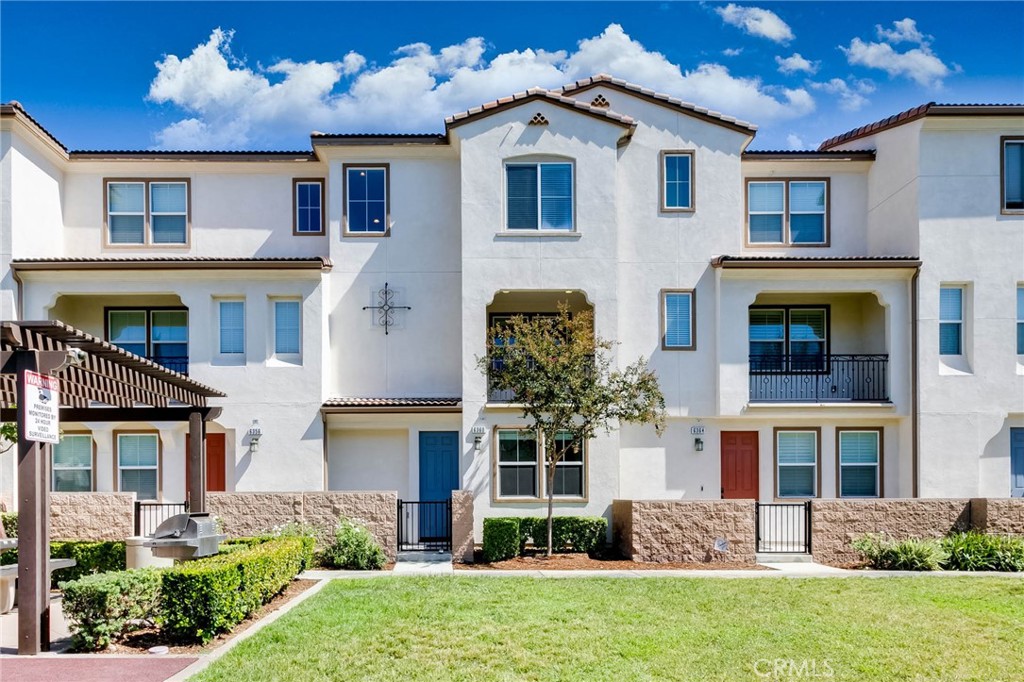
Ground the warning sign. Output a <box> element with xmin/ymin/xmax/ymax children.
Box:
<box><xmin>23</xmin><ymin>370</ymin><xmax>60</xmax><ymax>444</ymax></box>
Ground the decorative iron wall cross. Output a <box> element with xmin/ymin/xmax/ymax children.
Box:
<box><xmin>363</xmin><ymin>282</ymin><xmax>411</xmax><ymax>335</ymax></box>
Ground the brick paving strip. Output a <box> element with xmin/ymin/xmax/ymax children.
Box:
<box><xmin>0</xmin><ymin>655</ymin><xmax>198</xmax><ymax>682</ymax></box>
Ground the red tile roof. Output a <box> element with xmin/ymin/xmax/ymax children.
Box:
<box><xmin>444</xmin><ymin>86</ymin><xmax>636</xmax><ymax>131</ymax></box>
<box><xmin>819</xmin><ymin>103</ymin><xmax>1024</xmax><ymax>150</ymax></box>
<box><xmin>322</xmin><ymin>397</ymin><xmax>462</xmax><ymax>411</ymax></box>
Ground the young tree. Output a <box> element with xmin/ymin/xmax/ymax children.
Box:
<box><xmin>479</xmin><ymin>305</ymin><xmax>666</xmax><ymax>557</ymax></box>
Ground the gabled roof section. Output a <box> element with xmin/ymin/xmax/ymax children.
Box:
<box><xmin>444</xmin><ymin>86</ymin><xmax>636</xmax><ymax>137</ymax></box>
<box><xmin>12</xmin><ymin>257</ymin><xmax>332</xmax><ymax>272</ymax></box>
<box><xmin>1</xmin><ymin>101</ymin><xmax>70</xmax><ymax>157</ymax></box>
<box><xmin>819</xmin><ymin>102</ymin><xmax>1024</xmax><ymax>150</ymax></box>
<box><xmin>556</xmin><ymin>74</ymin><xmax>758</xmax><ymax>135</ymax></box>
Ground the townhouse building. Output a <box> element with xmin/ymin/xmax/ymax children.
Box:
<box><xmin>1</xmin><ymin>76</ymin><xmax>1021</xmax><ymax>543</ymax></box>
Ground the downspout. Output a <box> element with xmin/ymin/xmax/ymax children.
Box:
<box><xmin>11</xmin><ymin>266</ymin><xmax>24</xmax><ymax>320</ymax></box>
<box><xmin>910</xmin><ymin>267</ymin><xmax>920</xmax><ymax>498</ymax></box>
<box><xmin>320</xmin><ymin>409</ymin><xmax>329</xmax><ymax>491</ymax></box>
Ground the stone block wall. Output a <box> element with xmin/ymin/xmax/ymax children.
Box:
<box><xmin>811</xmin><ymin>499</ymin><xmax>971</xmax><ymax>565</ymax></box>
<box><xmin>612</xmin><ymin>499</ymin><xmax>756</xmax><ymax>564</ymax></box>
<box><xmin>451</xmin><ymin>490</ymin><xmax>474</xmax><ymax>563</ymax></box>
<box><xmin>207</xmin><ymin>491</ymin><xmax>398</xmax><ymax>560</ymax></box>
<box><xmin>50</xmin><ymin>492</ymin><xmax>135</xmax><ymax>541</ymax></box>
<box><xmin>970</xmin><ymin>498</ymin><xmax>1024</xmax><ymax>535</ymax></box>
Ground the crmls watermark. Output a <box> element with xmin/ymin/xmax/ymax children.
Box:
<box><xmin>754</xmin><ymin>659</ymin><xmax>835</xmax><ymax>679</ymax></box>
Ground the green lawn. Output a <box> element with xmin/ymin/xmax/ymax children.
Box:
<box><xmin>193</xmin><ymin>577</ymin><xmax>1024</xmax><ymax>682</ymax></box>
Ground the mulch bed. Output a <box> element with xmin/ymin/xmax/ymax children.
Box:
<box><xmin>456</xmin><ymin>550</ymin><xmax>765</xmax><ymax>571</ymax></box>
<box><xmin>99</xmin><ymin>578</ymin><xmax>318</xmax><ymax>655</ymax></box>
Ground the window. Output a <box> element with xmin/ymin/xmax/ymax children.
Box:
<box><xmin>52</xmin><ymin>435</ymin><xmax>92</xmax><ymax>492</ymax></box>
<box><xmin>662</xmin><ymin>290</ymin><xmax>695</xmax><ymax>350</ymax></box>
<box><xmin>550</xmin><ymin>431</ymin><xmax>584</xmax><ymax>497</ymax></box>
<box><xmin>661</xmin><ymin>151</ymin><xmax>694</xmax><ymax>211</ymax></box>
<box><xmin>838</xmin><ymin>429</ymin><xmax>881</xmax><ymax>498</ymax></box>
<box><xmin>750</xmin><ymin>307</ymin><xmax>827</xmax><ymax>371</ymax></box>
<box><xmin>117</xmin><ymin>433</ymin><xmax>159</xmax><ymax>500</ymax></box>
<box><xmin>1003</xmin><ymin>136</ymin><xmax>1024</xmax><ymax>212</ymax></box>
<box><xmin>775</xmin><ymin>429</ymin><xmax>818</xmax><ymax>498</ymax></box>
<box><xmin>107</xmin><ymin>308</ymin><xmax>188</xmax><ymax>373</ymax></box>
<box><xmin>496</xmin><ymin>429</ymin><xmax>538</xmax><ymax>498</ymax></box>
<box><xmin>506</xmin><ymin>162</ymin><xmax>573</xmax><ymax>231</ymax></box>
<box><xmin>344</xmin><ymin>165</ymin><xmax>388</xmax><ymax>234</ymax></box>
<box><xmin>218</xmin><ymin>300</ymin><xmax>245</xmax><ymax>355</ymax></box>
<box><xmin>747</xmin><ymin>179</ymin><xmax>828</xmax><ymax>246</ymax></box>
<box><xmin>939</xmin><ymin>287</ymin><xmax>963</xmax><ymax>355</ymax></box>
<box><xmin>1018</xmin><ymin>287</ymin><xmax>1024</xmax><ymax>355</ymax></box>
<box><xmin>273</xmin><ymin>300</ymin><xmax>301</xmax><ymax>356</ymax></box>
<box><xmin>105</xmin><ymin>179</ymin><xmax>189</xmax><ymax>245</ymax></box>
<box><xmin>293</xmin><ymin>179</ymin><xmax>324</xmax><ymax>235</ymax></box>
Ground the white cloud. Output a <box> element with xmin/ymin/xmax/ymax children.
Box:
<box><xmin>841</xmin><ymin>18</ymin><xmax>958</xmax><ymax>88</ymax></box>
<box><xmin>714</xmin><ymin>4</ymin><xmax>794</xmax><ymax>44</ymax></box>
<box><xmin>148</xmin><ymin>24</ymin><xmax>815</xmax><ymax>149</ymax></box>
<box><xmin>723</xmin><ymin>47</ymin><xmax>743</xmax><ymax>57</ymax></box>
<box><xmin>809</xmin><ymin>78</ymin><xmax>875</xmax><ymax>112</ymax></box>
<box><xmin>786</xmin><ymin>133</ymin><xmax>805</xmax><ymax>150</ymax></box>
<box><xmin>775</xmin><ymin>53</ymin><xmax>818</xmax><ymax>75</ymax></box>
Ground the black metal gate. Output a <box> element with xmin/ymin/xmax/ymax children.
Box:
<box><xmin>756</xmin><ymin>501</ymin><xmax>811</xmax><ymax>554</ymax></box>
<box><xmin>134</xmin><ymin>500</ymin><xmax>189</xmax><ymax>537</ymax></box>
<box><xmin>397</xmin><ymin>499</ymin><xmax>452</xmax><ymax>551</ymax></box>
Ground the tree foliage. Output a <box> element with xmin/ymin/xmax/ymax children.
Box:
<box><xmin>479</xmin><ymin>305</ymin><xmax>666</xmax><ymax>555</ymax></box>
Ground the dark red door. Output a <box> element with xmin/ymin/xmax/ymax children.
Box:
<box><xmin>721</xmin><ymin>431</ymin><xmax>759</xmax><ymax>499</ymax></box>
<box><xmin>186</xmin><ymin>433</ymin><xmax>227</xmax><ymax>492</ymax></box>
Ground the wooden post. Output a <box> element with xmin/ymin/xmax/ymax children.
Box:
<box><xmin>188</xmin><ymin>410</ymin><xmax>206</xmax><ymax>513</ymax></box>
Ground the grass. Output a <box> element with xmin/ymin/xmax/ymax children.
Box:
<box><xmin>192</xmin><ymin>577</ymin><xmax>1024</xmax><ymax>682</ymax></box>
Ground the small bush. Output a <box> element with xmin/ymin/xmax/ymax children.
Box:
<box><xmin>482</xmin><ymin>518</ymin><xmax>521</xmax><ymax>562</ymax></box>
<box><xmin>1</xmin><ymin>512</ymin><xmax>16</xmax><ymax>538</ymax></box>
<box><xmin>852</xmin><ymin>534</ymin><xmax>948</xmax><ymax>571</ymax></box>
<box><xmin>529</xmin><ymin>516</ymin><xmax>608</xmax><ymax>554</ymax></box>
<box><xmin>319</xmin><ymin>519</ymin><xmax>386</xmax><ymax>570</ymax></box>
<box><xmin>942</xmin><ymin>532</ymin><xmax>1024</xmax><ymax>572</ymax></box>
<box><xmin>61</xmin><ymin>569</ymin><xmax>161</xmax><ymax>650</ymax></box>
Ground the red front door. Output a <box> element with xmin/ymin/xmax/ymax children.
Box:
<box><xmin>721</xmin><ymin>431</ymin><xmax>759</xmax><ymax>499</ymax></box>
<box><xmin>185</xmin><ymin>433</ymin><xmax>227</xmax><ymax>492</ymax></box>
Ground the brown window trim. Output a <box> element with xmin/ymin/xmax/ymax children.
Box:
<box><xmin>292</xmin><ymin>178</ymin><xmax>326</xmax><ymax>235</ymax></box>
<box><xmin>1000</xmin><ymin>136</ymin><xmax>1024</xmax><ymax>215</ymax></box>
<box><xmin>659</xmin><ymin>150</ymin><xmax>696</xmax><ymax>213</ymax></box>
<box><xmin>502</xmin><ymin>159</ymin><xmax>578</xmax><ymax>233</ymax></box>
<box><xmin>342</xmin><ymin>163</ymin><xmax>391</xmax><ymax>237</ymax></box>
<box><xmin>112</xmin><ymin>430</ymin><xmax>163</xmax><ymax>501</ymax></box>
<box><xmin>660</xmin><ymin>288</ymin><xmax>697</xmax><ymax>351</ymax></box>
<box><xmin>51</xmin><ymin>430</ymin><xmax>97</xmax><ymax>493</ymax></box>
<box><xmin>744</xmin><ymin>177</ymin><xmax>830</xmax><ymax>248</ymax></box>
<box><xmin>773</xmin><ymin>426</ymin><xmax>822</xmax><ymax>500</ymax></box>
<box><xmin>749</xmin><ymin>305</ymin><xmax>831</xmax><ymax>373</ymax></box>
<box><xmin>103</xmin><ymin>177</ymin><xmax>192</xmax><ymax>249</ymax></box>
<box><xmin>490</xmin><ymin>426</ymin><xmax>589</xmax><ymax>504</ymax></box>
<box><xmin>836</xmin><ymin>427</ymin><xmax>884</xmax><ymax>498</ymax></box>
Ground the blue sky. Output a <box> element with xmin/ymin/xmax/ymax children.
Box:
<box><xmin>2</xmin><ymin>1</ymin><xmax>1022</xmax><ymax>151</ymax></box>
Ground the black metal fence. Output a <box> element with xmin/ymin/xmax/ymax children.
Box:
<box><xmin>134</xmin><ymin>500</ymin><xmax>188</xmax><ymax>537</ymax></box>
<box><xmin>749</xmin><ymin>354</ymin><xmax>888</xmax><ymax>402</ymax></box>
<box><xmin>756</xmin><ymin>502</ymin><xmax>811</xmax><ymax>554</ymax></box>
<box><xmin>146</xmin><ymin>355</ymin><xmax>189</xmax><ymax>375</ymax></box>
<box><xmin>397</xmin><ymin>499</ymin><xmax>452</xmax><ymax>551</ymax></box>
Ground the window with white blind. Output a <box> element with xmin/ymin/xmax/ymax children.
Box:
<box><xmin>107</xmin><ymin>308</ymin><xmax>188</xmax><ymax>373</ymax></box>
<box><xmin>117</xmin><ymin>433</ymin><xmax>159</xmax><ymax>500</ymax></box>
<box><xmin>506</xmin><ymin>162</ymin><xmax>573</xmax><ymax>231</ymax></box>
<box><xmin>105</xmin><ymin>179</ymin><xmax>188</xmax><ymax>245</ymax></box>
<box><xmin>662</xmin><ymin>290</ymin><xmax>695</xmax><ymax>350</ymax></box>
<box><xmin>52</xmin><ymin>435</ymin><xmax>92</xmax><ymax>492</ymax></box>
<box><xmin>747</xmin><ymin>179</ymin><xmax>828</xmax><ymax>245</ymax></box>
<box><xmin>749</xmin><ymin>307</ymin><xmax>827</xmax><ymax>371</ymax></box>
<box><xmin>273</xmin><ymin>299</ymin><xmax>301</xmax><ymax>358</ymax></box>
<box><xmin>939</xmin><ymin>287</ymin><xmax>963</xmax><ymax>356</ymax></box>
<box><xmin>776</xmin><ymin>430</ymin><xmax>818</xmax><ymax>498</ymax></box>
<box><xmin>218</xmin><ymin>300</ymin><xmax>245</xmax><ymax>357</ymax></box>
<box><xmin>838</xmin><ymin>429</ymin><xmax>881</xmax><ymax>498</ymax></box>
<box><xmin>1003</xmin><ymin>137</ymin><xmax>1024</xmax><ymax>212</ymax></box>
<box><xmin>496</xmin><ymin>429</ymin><xmax>538</xmax><ymax>498</ymax></box>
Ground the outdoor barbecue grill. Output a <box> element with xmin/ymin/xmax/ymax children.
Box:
<box><xmin>143</xmin><ymin>512</ymin><xmax>226</xmax><ymax>560</ymax></box>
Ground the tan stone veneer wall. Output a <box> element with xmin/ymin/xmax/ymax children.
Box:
<box><xmin>811</xmin><ymin>499</ymin><xmax>972</xmax><ymax>565</ymax></box>
<box><xmin>207</xmin><ymin>492</ymin><xmax>398</xmax><ymax>560</ymax></box>
<box><xmin>50</xmin><ymin>492</ymin><xmax>135</xmax><ymax>541</ymax></box>
<box><xmin>451</xmin><ymin>490</ymin><xmax>474</xmax><ymax>563</ymax></box>
<box><xmin>969</xmin><ymin>498</ymin><xmax>1024</xmax><ymax>536</ymax></box>
<box><xmin>613</xmin><ymin>499</ymin><xmax>756</xmax><ymax>564</ymax></box>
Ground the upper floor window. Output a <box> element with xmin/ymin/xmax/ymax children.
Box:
<box><xmin>1017</xmin><ymin>286</ymin><xmax>1024</xmax><ymax>355</ymax></box>
<box><xmin>344</xmin><ymin>165</ymin><xmax>389</xmax><ymax>235</ymax></box>
<box><xmin>273</xmin><ymin>299</ymin><xmax>301</xmax><ymax>357</ymax></box>
<box><xmin>506</xmin><ymin>162</ymin><xmax>573</xmax><ymax>231</ymax></box>
<box><xmin>52</xmin><ymin>434</ymin><xmax>93</xmax><ymax>492</ymax></box>
<box><xmin>218</xmin><ymin>300</ymin><xmax>245</xmax><ymax>355</ymax></box>
<box><xmin>939</xmin><ymin>287</ymin><xmax>963</xmax><ymax>356</ymax></box>
<box><xmin>107</xmin><ymin>308</ymin><xmax>188</xmax><ymax>374</ymax></box>
<box><xmin>662</xmin><ymin>290</ymin><xmax>696</xmax><ymax>350</ymax></box>
<box><xmin>1003</xmin><ymin>136</ymin><xmax>1023</xmax><ymax>213</ymax></box>
<box><xmin>293</xmin><ymin>179</ymin><xmax>324</xmax><ymax>235</ymax></box>
<box><xmin>747</xmin><ymin>179</ymin><xmax>828</xmax><ymax>246</ymax></box>
<box><xmin>750</xmin><ymin>307</ymin><xmax>827</xmax><ymax>371</ymax></box>
<box><xmin>106</xmin><ymin>179</ymin><xmax>189</xmax><ymax>246</ymax></box>
<box><xmin>661</xmin><ymin>151</ymin><xmax>694</xmax><ymax>211</ymax></box>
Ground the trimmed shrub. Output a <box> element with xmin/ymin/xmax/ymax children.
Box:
<box><xmin>528</xmin><ymin>516</ymin><xmax>608</xmax><ymax>554</ymax></box>
<box><xmin>0</xmin><ymin>540</ymin><xmax>125</xmax><ymax>585</ymax></box>
<box><xmin>319</xmin><ymin>519</ymin><xmax>386</xmax><ymax>570</ymax></box>
<box><xmin>482</xmin><ymin>517</ymin><xmax>521</xmax><ymax>562</ymax></box>
<box><xmin>852</xmin><ymin>534</ymin><xmax>949</xmax><ymax>571</ymax></box>
<box><xmin>942</xmin><ymin>532</ymin><xmax>1024</xmax><ymax>572</ymax></box>
<box><xmin>1</xmin><ymin>512</ymin><xmax>16</xmax><ymax>538</ymax></box>
<box><xmin>61</xmin><ymin>569</ymin><xmax>161</xmax><ymax>650</ymax></box>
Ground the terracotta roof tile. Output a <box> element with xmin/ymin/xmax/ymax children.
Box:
<box><xmin>444</xmin><ymin>87</ymin><xmax>635</xmax><ymax>130</ymax></box>
<box><xmin>322</xmin><ymin>397</ymin><xmax>462</xmax><ymax>410</ymax></box>
<box><xmin>819</xmin><ymin>103</ymin><xmax>1024</xmax><ymax>150</ymax></box>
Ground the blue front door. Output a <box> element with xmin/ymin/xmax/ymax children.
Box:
<box><xmin>1012</xmin><ymin>428</ymin><xmax>1024</xmax><ymax>498</ymax></box>
<box><xmin>419</xmin><ymin>431</ymin><xmax>459</xmax><ymax>538</ymax></box>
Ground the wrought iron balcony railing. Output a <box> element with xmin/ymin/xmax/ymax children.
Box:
<box><xmin>146</xmin><ymin>355</ymin><xmax>189</xmax><ymax>375</ymax></box>
<box><xmin>749</xmin><ymin>354</ymin><xmax>888</xmax><ymax>402</ymax></box>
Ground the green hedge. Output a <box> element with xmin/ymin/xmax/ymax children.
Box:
<box><xmin>1</xmin><ymin>512</ymin><xmax>16</xmax><ymax>538</ymax></box>
<box><xmin>61</xmin><ymin>569</ymin><xmax>161</xmax><ymax>650</ymax></box>
<box><xmin>526</xmin><ymin>517</ymin><xmax>608</xmax><ymax>554</ymax></box>
<box><xmin>0</xmin><ymin>540</ymin><xmax>125</xmax><ymax>585</ymax></box>
<box><xmin>482</xmin><ymin>518</ymin><xmax>521</xmax><ymax>562</ymax></box>
<box><xmin>942</xmin><ymin>532</ymin><xmax>1024</xmax><ymax>572</ymax></box>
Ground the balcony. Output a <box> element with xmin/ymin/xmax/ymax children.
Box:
<box><xmin>749</xmin><ymin>354</ymin><xmax>889</xmax><ymax>403</ymax></box>
<box><xmin>146</xmin><ymin>355</ymin><xmax>189</xmax><ymax>375</ymax></box>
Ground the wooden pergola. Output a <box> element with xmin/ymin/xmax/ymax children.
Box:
<box><xmin>1</xmin><ymin>320</ymin><xmax>225</xmax><ymax>655</ymax></box>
